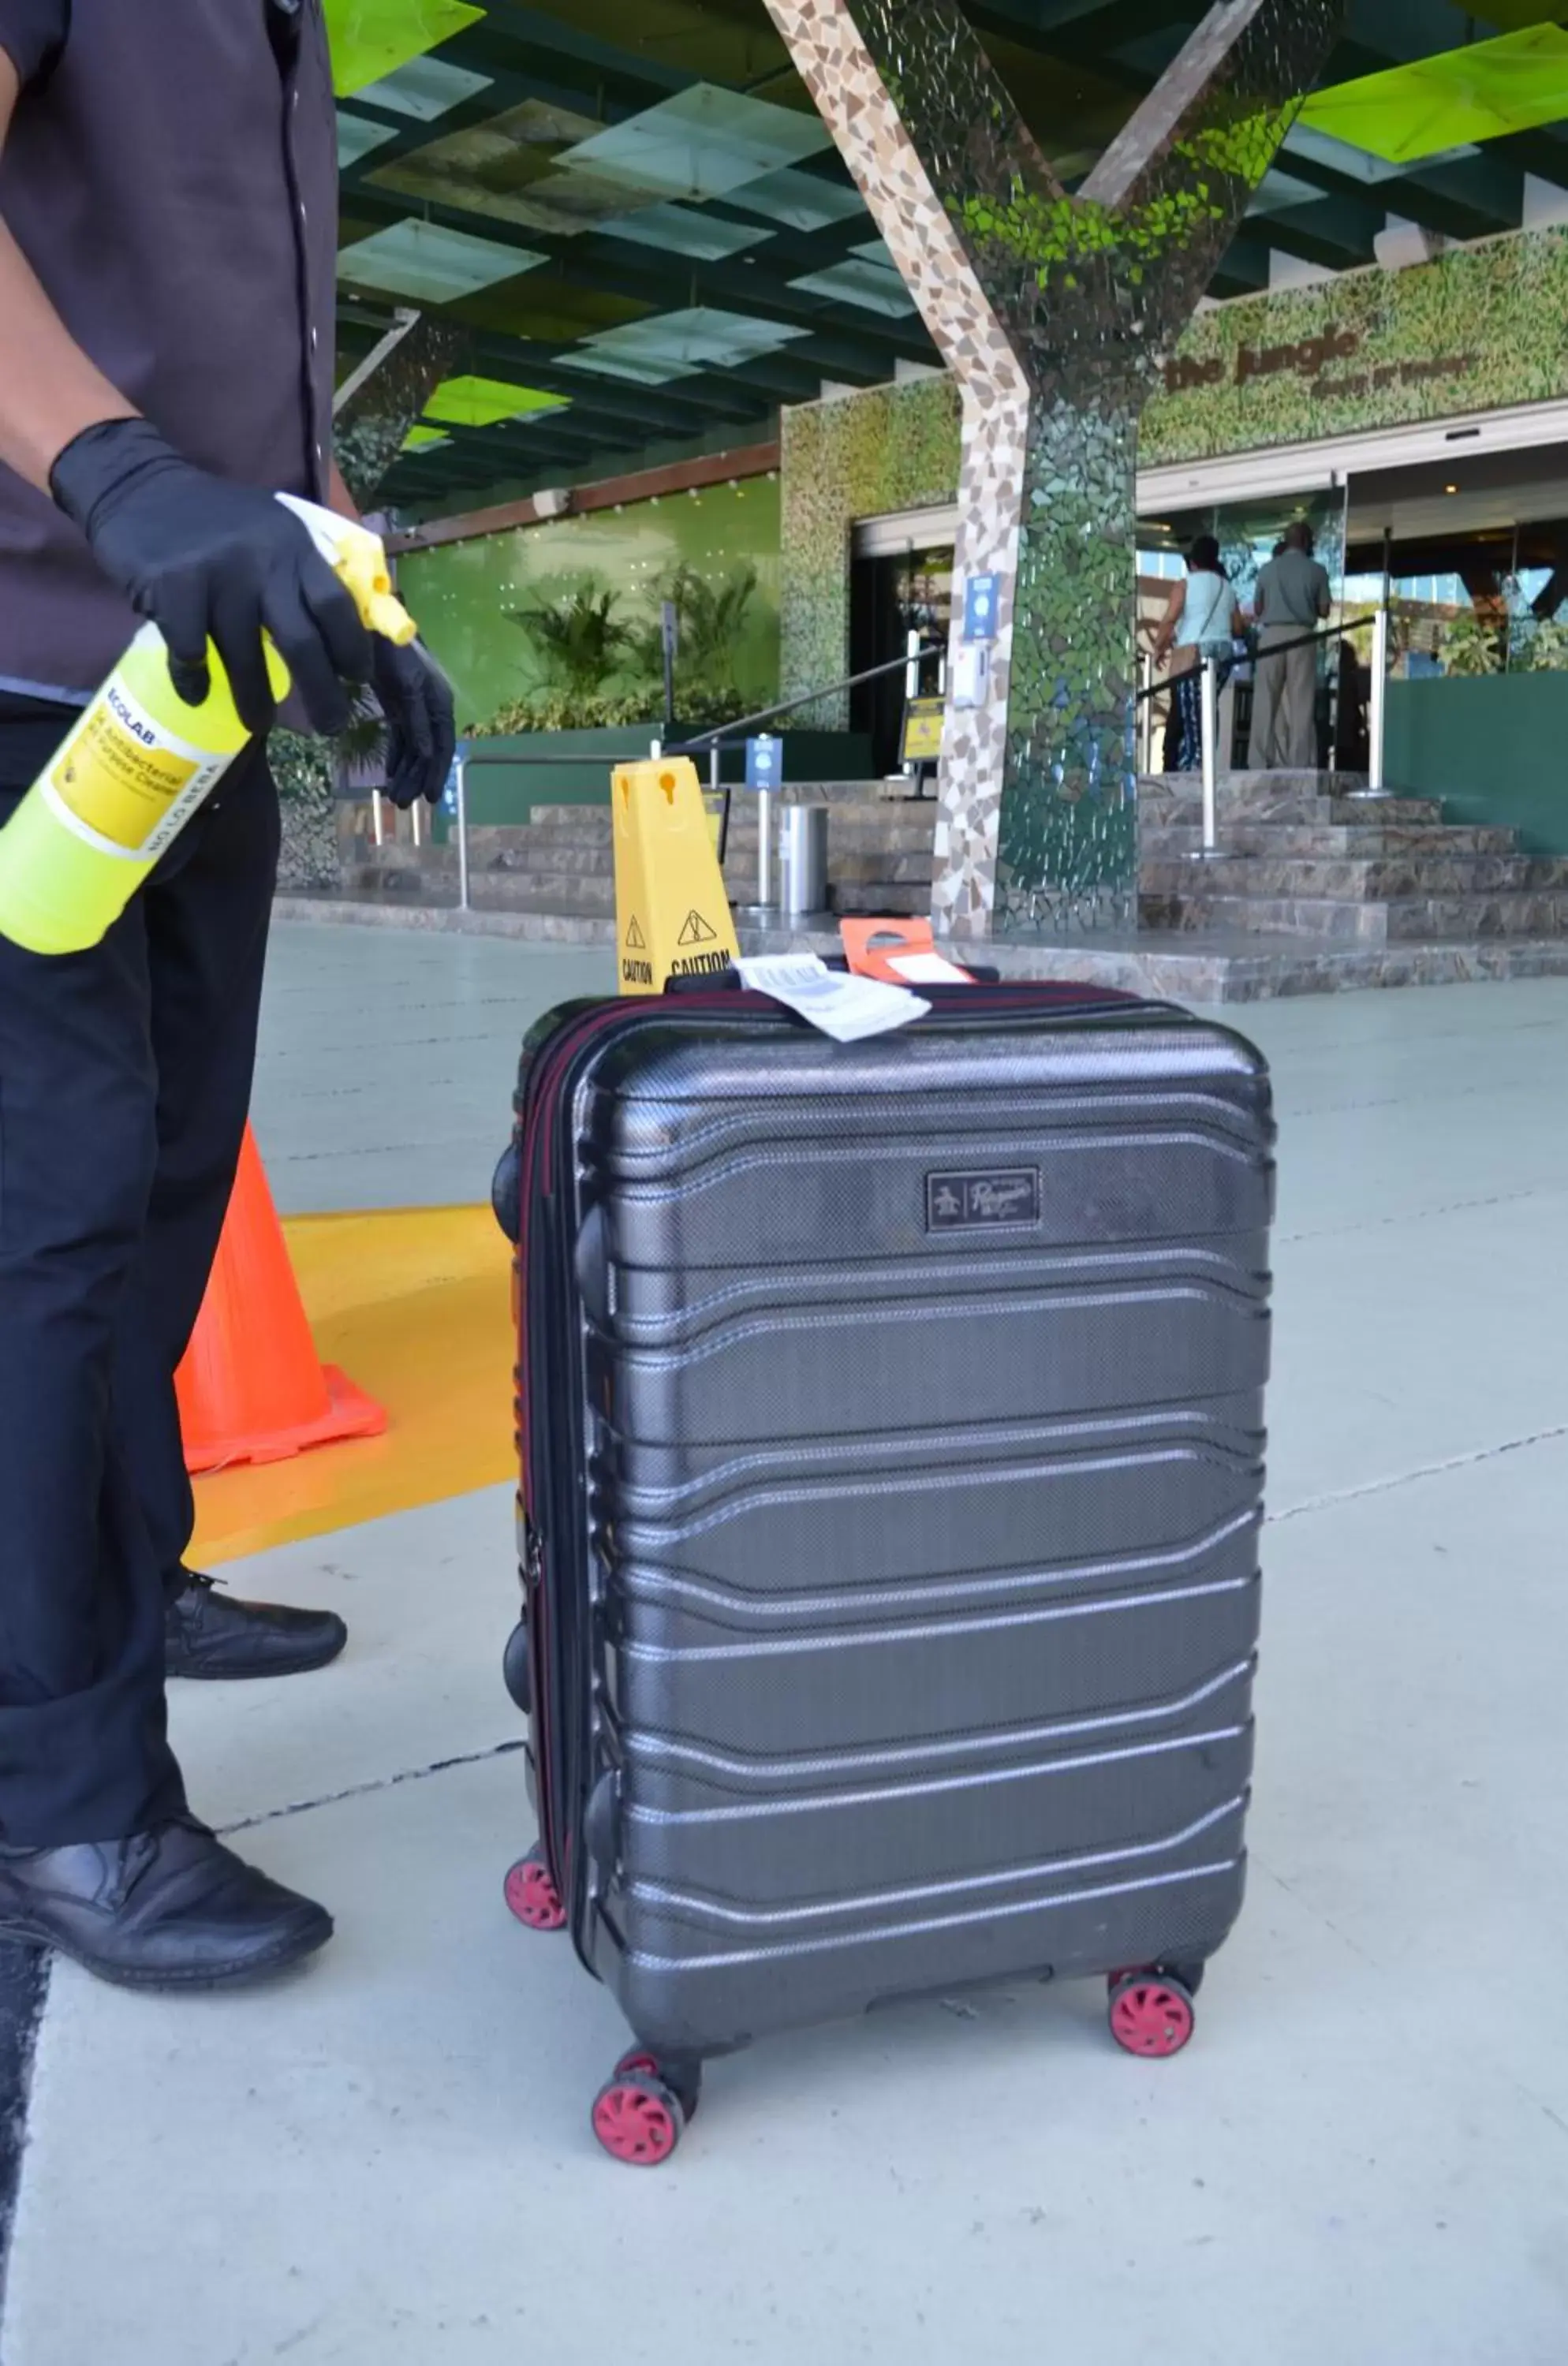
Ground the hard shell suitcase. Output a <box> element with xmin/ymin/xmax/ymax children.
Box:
<box><xmin>495</xmin><ymin>983</ymin><xmax>1275</xmax><ymax>2165</ymax></box>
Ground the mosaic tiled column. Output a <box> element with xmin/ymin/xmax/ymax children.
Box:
<box><xmin>765</xmin><ymin>0</ymin><xmax>1343</xmax><ymax>936</ymax></box>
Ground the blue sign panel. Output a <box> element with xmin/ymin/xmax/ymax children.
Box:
<box><xmin>745</xmin><ymin>733</ymin><xmax>782</xmax><ymax>789</ymax></box>
<box><xmin>963</xmin><ymin>573</ymin><xmax>999</xmax><ymax>644</ymax></box>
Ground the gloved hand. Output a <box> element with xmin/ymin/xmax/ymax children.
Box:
<box><xmin>371</xmin><ymin>635</ymin><xmax>457</xmax><ymax>809</ymax></box>
<box><xmin>50</xmin><ymin>417</ymin><xmax>372</xmax><ymax>737</ymax></box>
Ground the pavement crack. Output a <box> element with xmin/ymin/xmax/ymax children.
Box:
<box><xmin>1277</xmin><ymin>1180</ymin><xmax>1568</xmax><ymax>1248</ymax></box>
<box><xmin>1268</xmin><ymin>1424</ymin><xmax>1568</xmax><ymax>1526</ymax></box>
<box><xmin>218</xmin><ymin>1739</ymin><xmax>525</xmax><ymax>1838</ymax></box>
<box><xmin>1251</xmin><ymin>1859</ymin><xmax>1379</xmax><ymax>1965</ymax></box>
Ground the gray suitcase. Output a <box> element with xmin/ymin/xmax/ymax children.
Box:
<box><xmin>495</xmin><ymin>983</ymin><xmax>1275</xmax><ymax>2163</ymax></box>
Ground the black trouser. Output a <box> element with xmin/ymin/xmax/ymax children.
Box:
<box><xmin>1173</xmin><ymin>652</ymin><xmax>1235</xmax><ymax>773</ymax></box>
<box><xmin>0</xmin><ymin>725</ymin><xmax>278</xmax><ymax>1845</ymax></box>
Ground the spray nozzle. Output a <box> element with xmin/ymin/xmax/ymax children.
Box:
<box><xmin>276</xmin><ymin>493</ymin><xmax>417</xmax><ymax>647</ymax></box>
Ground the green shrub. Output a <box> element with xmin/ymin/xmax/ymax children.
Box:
<box><xmin>465</xmin><ymin>684</ymin><xmax>752</xmax><ymax>739</ymax></box>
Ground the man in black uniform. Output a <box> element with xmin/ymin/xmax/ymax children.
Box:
<box><xmin>0</xmin><ymin>1</ymin><xmax>454</xmax><ymax>1987</ymax></box>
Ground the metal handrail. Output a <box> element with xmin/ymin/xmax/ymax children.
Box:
<box><xmin>1136</xmin><ymin>617</ymin><xmax>1349</xmax><ymax>704</ymax></box>
<box><xmin>403</xmin><ymin>609</ymin><xmax>1395</xmax><ymax>916</ymax></box>
<box><xmin>413</xmin><ymin>642</ymin><xmax>944</xmax><ymax>912</ymax></box>
<box><xmin>666</xmin><ymin>643</ymin><xmax>945</xmax><ymax>756</ymax></box>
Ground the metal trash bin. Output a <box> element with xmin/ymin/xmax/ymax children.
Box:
<box><xmin>776</xmin><ymin>804</ymin><xmax>829</xmax><ymax>918</ymax></box>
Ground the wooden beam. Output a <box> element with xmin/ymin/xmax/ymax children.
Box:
<box><xmin>389</xmin><ymin>438</ymin><xmax>781</xmax><ymax>554</ymax></box>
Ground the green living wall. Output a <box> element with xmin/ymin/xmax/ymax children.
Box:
<box><xmin>398</xmin><ymin>476</ymin><xmax>782</xmax><ymax>730</ymax></box>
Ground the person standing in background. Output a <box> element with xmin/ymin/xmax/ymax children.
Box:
<box><xmin>1249</xmin><ymin>521</ymin><xmax>1332</xmax><ymax>769</ymax></box>
<box><xmin>1148</xmin><ymin>536</ymin><xmax>1245</xmax><ymax>774</ymax></box>
<box><xmin>0</xmin><ymin>1</ymin><xmax>454</xmax><ymax>1989</ymax></box>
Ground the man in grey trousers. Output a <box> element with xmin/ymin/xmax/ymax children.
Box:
<box><xmin>1249</xmin><ymin>522</ymin><xmax>1331</xmax><ymax>769</ymax></box>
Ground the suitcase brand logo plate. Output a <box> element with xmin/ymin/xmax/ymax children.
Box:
<box><xmin>926</xmin><ymin>1168</ymin><xmax>1040</xmax><ymax>1230</ymax></box>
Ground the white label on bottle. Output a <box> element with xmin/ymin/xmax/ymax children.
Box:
<box><xmin>43</xmin><ymin>679</ymin><xmax>232</xmax><ymax>861</ymax></box>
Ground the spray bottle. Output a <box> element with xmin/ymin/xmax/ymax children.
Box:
<box><xmin>0</xmin><ymin>494</ymin><xmax>415</xmax><ymax>956</ymax></box>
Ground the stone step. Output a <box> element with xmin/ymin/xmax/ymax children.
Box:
<box><xmin>1141</xmin><ymin>854</ymin><xmax>1537</xmax><ymax>901</ymax></box>
<box><xmin>1143</xmin><ymin>890</ymin><xmax>1568</xmax><ymax>945</ymax></box>
<box><xmin>1387</xmin><ymin>894</ymin><xmax>1568</xmax><ymax>942</ymax></box>
<box><xmin>815</xmin><ymin>849</ymin><xmax>936</xmax><ymax>886</ymax></box>
<box><xmin>351</xmin><ymin>844</ymin><xmax>459</xmax><ymax>876</ymax></box>
<box><xmin>830</xmin><ymin>882</ymin><xmax>930</xmax><ymax>917</ymax></box>
<box><xmin>1141</xmin><ymin>822</ymin><xmax>1520</xmax><ymax>860</ymax></box>
<box><xmin>469</xmin><ymin>872</ymin><xmax>617</xmax><ymax>916</ymax></box>
<box><xmin>1324</xmin><ymin>797</ymin><xmax>1444</xmax><ymax>826</ymax></box>
<box><xmin>346</xmin><ymin>864</ymin><xmax>450</xmax><ymax>898</ymax></box>
<box><xmin>515</xmin><ymin>782</ymin><xmax>889</xmax><ymax>831</ymax></box>
<box><xmin>474</xmin><ymin>842</ymin><xmax>614</xmax><ymax>878</ymax></box>
<box><xmin>502</xmin><ymin>815</ymin><xmax>939</xmax><ymax>857</ymax></box>
<box><xmin>1150</xmin><ymin>793</ymin><xmax>1445</xmax><ymax>830</ymax></box>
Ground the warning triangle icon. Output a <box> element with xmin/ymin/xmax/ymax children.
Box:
<box><xmin>677</xmin><ymin>909</ymin><xmax>718</xmax><ymax>946</ymax></box>
<box><xmin>625</xmin><ymin>916</ymin><xmax>646</xmax><ymax>950</ymax></box>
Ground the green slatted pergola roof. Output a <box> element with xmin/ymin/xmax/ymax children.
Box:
<box><xmin>328</xmin><ymin>2</ymin><xmax>1568</xmax><ymax>517</ymax></box>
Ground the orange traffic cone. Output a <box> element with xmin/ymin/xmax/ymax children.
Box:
<box><xmin>176</xmin><ymin>1125</ymin><xmax>386</xmax><ymax>1474</ymax></box>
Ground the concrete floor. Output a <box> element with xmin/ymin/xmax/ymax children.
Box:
<box><xmin>6</xmin><ymin>934</ymin><xmax>1568</xmax><ymax>2364</ymax></box>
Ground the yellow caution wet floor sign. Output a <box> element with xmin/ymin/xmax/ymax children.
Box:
<box><xmin>611</xmin><ymin>757</ymin><xmax>741</xmax><ymax>995</ymax></box>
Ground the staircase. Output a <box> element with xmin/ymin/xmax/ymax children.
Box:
<box><xmin>330</xmin><ymin>768</ymin><xmax>1568</xmax><ymax>986</ymax></box>
<box><xmin>344</xmin><ymin>782</ymin><xmax>936</xmax><ymax>938</ymax></box>
<box><xmin>1140</xmin><ymin>771</ymin><xmax>1568</xmax><ymax>946</ymax></box>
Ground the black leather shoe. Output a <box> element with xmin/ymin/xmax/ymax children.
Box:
<box><xmin>165</xmin><ymin>1571</ymin><xmax>348</xmax><ymax>1681</ymax></box>
<box><xmin>0</xmin><ymin>1819</ymin><xmax>333</xmax><ymax>1991</ymax></box>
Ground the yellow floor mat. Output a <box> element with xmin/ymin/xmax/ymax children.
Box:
<box><xmin>190</xmin><ymin>1204</ymin><xmax>515</xmax><ymax>1568</ymax></box>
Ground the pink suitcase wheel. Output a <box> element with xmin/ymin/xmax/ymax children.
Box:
<box><xmin>1108</xmin><ymin>1972</ymin><xmax>1197</xmax><ymax>2058</ymax></box>
<box><xmin>592</xmin><ymin>2072</ymin><xmax>685</xmax><ymax>2167</ymax></box>
<box><xmin>614</xmin><ymin>2047</ymin><xmax>701</xmax><ymax>2123</ymax></box>
<box><xmin>503</xmin><ymin>1846</ymin><xmax>566</xmax><ymax>1932</ymax></box>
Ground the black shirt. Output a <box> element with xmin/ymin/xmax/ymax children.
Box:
<box><xmin>0</xmin><ymin>2</ymin><xmax>304</xmax><ymax>756</ymax></box>
<box><xmin>0</xmin><ymin>0</ymin><xmax>338</xmax><ymax>713</ymax></box>
<box><xmin>0</xmin><ymin>5</ymin><xmax>73</xmax><ymax>754</ymax></box>
<box><xmin>0</xmin><ymin>2</ymin><xmax>67</xmax><ymax>89</ymax></box>
<box><xmin>1</xmin><ymin>1</ymin><xmax>304</xmax><ymax>83</ymax></box>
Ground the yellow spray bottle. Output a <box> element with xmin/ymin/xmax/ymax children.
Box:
<box><xmin>0</xmin><ymin>494</ymin><xmax>415</xmax><ymax>957</ymax></box>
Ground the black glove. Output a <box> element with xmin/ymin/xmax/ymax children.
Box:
<box><xmin>371</xmin><ymin>636</ymin><xmax>457</xmax><ymax>809</ymax></box>
<box><xmin>51</xmin><ymin>417</ymin><xmax>372</xmax><ymax>737</ymax></box>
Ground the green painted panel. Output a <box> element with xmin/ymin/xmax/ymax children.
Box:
<box><xmin>326</xmin><ymin>0</ymin><xmax>485</xmax><ymax>97</ymax></box>
<box><xmin>1300</xmin><ymin>27</ymin><xmax>1568</xmax><ymax>166</ymax></box>
<box><xmin>398</xmin><ymin>477</ymin><xmax>782</xmax><ymax>730</ymax></box>
<box><xmin>461</xmin><ymin>727</ymin><xmax>872</xmax><ymax>824</ymax></box>
<box><xmin>1386</xmin><ymin>674</ymin><xmax>1568</xmax><ymax>855</ymax></box>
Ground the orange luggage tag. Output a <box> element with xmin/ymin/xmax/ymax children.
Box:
<box><xmin>839</xmin><ymin>917</ymin><xmax>977</xmax><ymax>987</ymax></box>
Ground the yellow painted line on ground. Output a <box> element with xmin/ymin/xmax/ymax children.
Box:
<box><xmin>190</xmin><ymin>1204</ymin><xmax>515</xmax><ymax>1568</ymax></box>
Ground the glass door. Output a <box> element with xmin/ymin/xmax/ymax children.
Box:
<box><xmin>1137</xmin><ymin>483</ymin><xmax>1348</xmax><ymax>769</ymax></box>
<box><xmin>849</xmin><ymin>542</ymin><xmax>954</xmax><ymax>778</ymax></box>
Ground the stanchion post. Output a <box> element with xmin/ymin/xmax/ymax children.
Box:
<box><xmin>1200</xmin><ymin>655</ymin><xmax>1220</xmax><ymax>856</ymax></box>
<box><xmin>1369</xmin><ymin>605</ymin><xmax>1390</xmax><ymax>793</ymax></box>
<box><xmin>371</xmin><ymin>789</ymin><xmax>384</xmax><ymax>848</ymax></box>
<box><xmin>1137</xmin><ymin>652</ymin><xmax>1153</xmax><ymax>775</ymax></box>
<box><xmin>756</xmin><ymin>787</ymin><xmax>775</xmax><ymax>912</ymax></box>
<box><xmin>456</xmin><ymin>755</ymin><xmax>471</xmax><ymax>912</ymax></box>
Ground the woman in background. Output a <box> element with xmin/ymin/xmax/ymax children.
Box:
<box><xmin>1148</xmin><ymin>536</ymin><xmax>1245</xmax><ymax>772</ymax></box>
